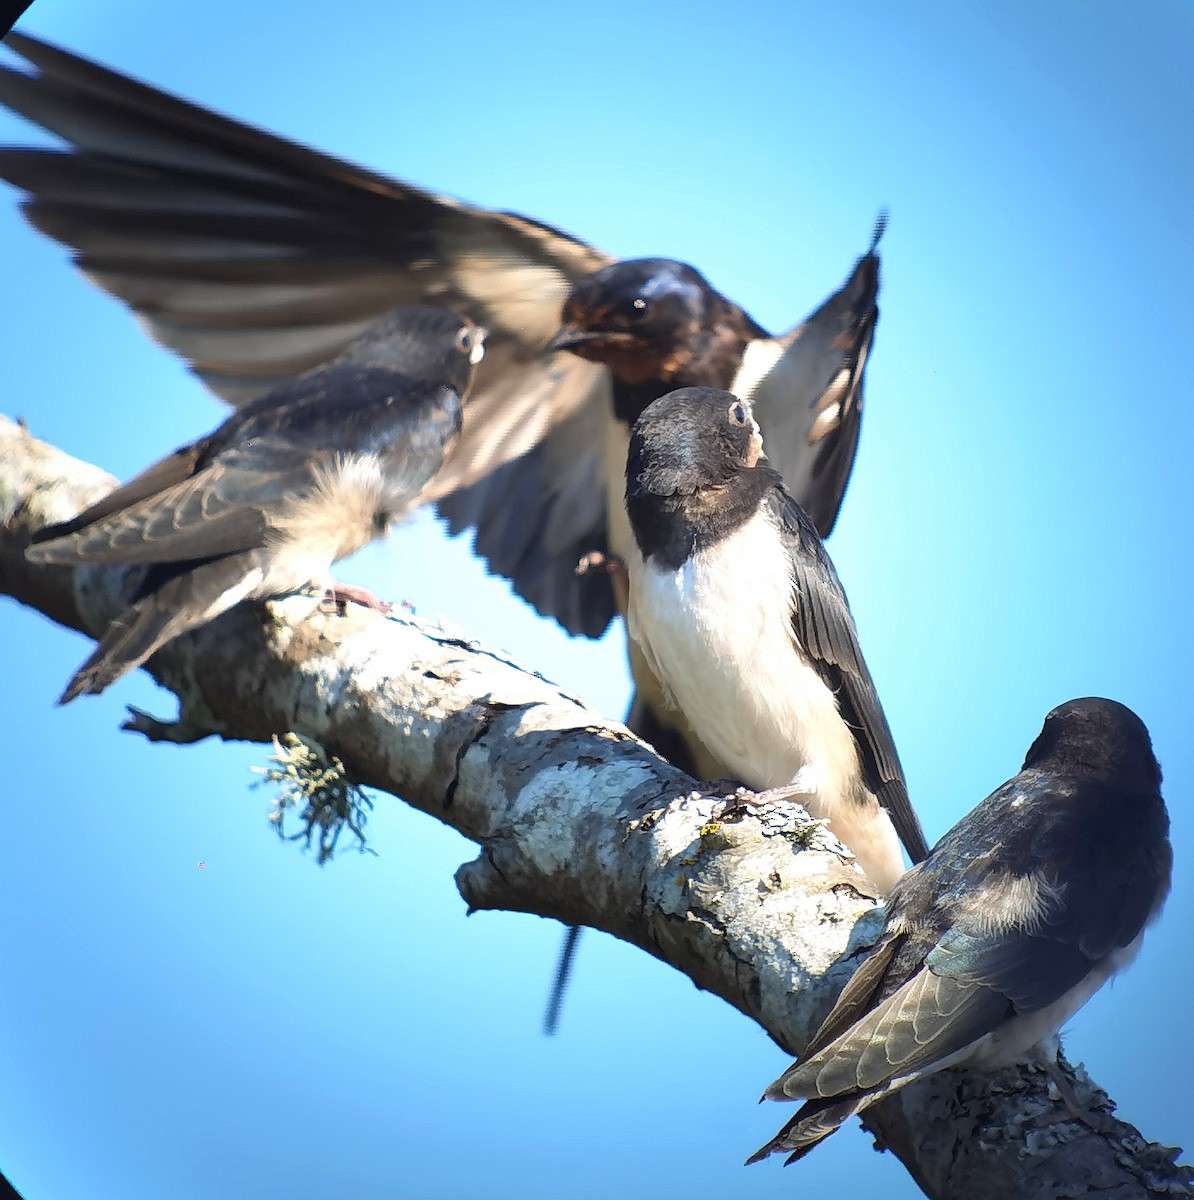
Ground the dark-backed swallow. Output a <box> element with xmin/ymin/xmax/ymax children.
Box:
<box><xmin>750</xmin><ymin>697</ymin><xmax>1171</xmax><ymax>1165</ymax></box>
<box><xmin>26</xmin><ymin>306</ymin><xmax>484</xmax><ymax>702</ymax></box>
<box><xmin>0</xmin><ymin>33</ymin><xmax>881</xmax><ymax>668</ymax></box>
<box><xmin>624</xmin><ymin>387</ymin><xmax>928</xmax><ymax>890</ymax></box>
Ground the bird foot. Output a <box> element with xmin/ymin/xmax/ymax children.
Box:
<box><xmin>1034</xmin><ymin>1055</ymin><xmax>1119</xmax><ymax>1134</ymax></box>
<box><xmin>713</xmin><ymin>782</ymin><xmax>812</xmax><ymax>822</ymax></box>
<box><xmin>575</xmin><ymin>551</ymin><xmax>629</xmax><ymax>610</ymax></box>
<box><xmin>320</xmin><ymin>582</ymin><xmax>393</xmax><ymax>615</ymax></box>
<box><xmin>122</xmin><ymin>704</ymin><xmax>222</xmax><ymax>745</ymax></box>
<box><xmin>634</xmin><ymin>781</ymin><xmax>811</xmax><ymax>827</ymax></box>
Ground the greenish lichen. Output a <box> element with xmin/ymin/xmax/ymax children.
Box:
<box><xmin>254</xmin><ymin>732</ymin><xmax>376</xmax><ymax>864</ymax></box>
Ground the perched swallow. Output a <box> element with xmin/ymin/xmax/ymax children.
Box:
<box><xmin>26</xmin><ymin>306</ymin><xmax>484</xmax><ymax>701</ymax></box>
<box><xmin>750</xmin><ymin>697</ymin><xmax>1171</xmax><ymax>1165</ymax></box>
<box><xmin>624</xmin><ymin>387</ymin><xmax>929</xmax><ymax>890</ymax></box>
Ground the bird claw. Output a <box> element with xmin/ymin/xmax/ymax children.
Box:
<box><xmin>320</xmin><ymin>582</ymin><xmax>393</xmax><ymax>615</ymax></box>
<box><xmin>1034</xmin><ymin>1055</ymin><xmax>1120</xmax><ymax>1134</ymax></box>
<box><xmin>575</xmin><ymin>551</ymin><xmax>629</xmax><ymax>610</ymax></box>
<box><xmin>122</xmin><ymin>704</ymin><xmax>220</xmax><ymax>745</ymax></box>
<box><xmin>575</xmin><ymin>550</ymin><xmax>627</xmax><ymax>578</ymax></box>
<box><xmin>714</xmin><ymin>782</ymin><xmax>811</xmax><ymax>822</ymax></box>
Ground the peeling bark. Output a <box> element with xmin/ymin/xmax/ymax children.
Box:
<box><xmin>1</xmin><ymin>414</ymin><xmax>1189</xmax><ymax>1199</ymax></box>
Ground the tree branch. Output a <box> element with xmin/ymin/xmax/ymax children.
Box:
<box><xmin>1</xmin><ymin>414</ymin><xmax>1188</xmax><ymax>1199</ymax></box>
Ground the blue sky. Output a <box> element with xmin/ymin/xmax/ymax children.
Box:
<box><xmin>1</xmin><ymin>3</ymin><xmax>1191</xmax><ymax>1197</ymax></box>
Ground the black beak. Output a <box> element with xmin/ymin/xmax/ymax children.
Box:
<box><xmin>545</xmin><ymin>327</ymin><xmax>635</xmax><ymax>354</ymax></box>
<box><xmin>546</xmin><ymin>326</ymin><xmax>593</xmax><ymax>353</ymax></box>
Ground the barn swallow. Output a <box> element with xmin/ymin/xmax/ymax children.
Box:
<box><xmin>0</xmin><ymin>32</ymin><xmax>880</xmax><ymax>655</ymax></box>
<box><xmin>750</xmin><ymin>697</ymin><xmax>1171</xmax><ymax>1165</ymax></box>
<box><xmin>624</xmin><ymin>387</ymin><xmax>929</xmax><ymax>890</ymax></box>
<box><xmin>26</xmin><ymin>307</ymin><xmax>484</xmax><ymax>702</ymax></box>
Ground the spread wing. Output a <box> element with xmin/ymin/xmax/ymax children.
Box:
<box><xmin>747</xmin><ymin>218</ymin><xmax>882</xmax><ymax>538</ymax></box>
<box><xmin>437</xmin><ymin>371</ymin><xmax>617</xmax><ymax>636</ymax></box>
<box><xmin>772</xmin><ymin>486</ymin><xmax>929</xmax><ymax>862</ymax></box>
<box><xmin>0</xmin><ymin>32</ymin><xmax>618</xmax><ymax>627</ymax></box>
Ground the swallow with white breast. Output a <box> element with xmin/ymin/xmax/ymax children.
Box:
<box><xmin>624</xmin><ymin>386</ymin><xmax>929</xmax><ymax>889</ymax></box>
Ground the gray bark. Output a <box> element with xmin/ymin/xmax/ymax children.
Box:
<box><xmin>1</xmin><ymin>414</ymin><xmax>1189</xmax><ymax>1199</ymax></box>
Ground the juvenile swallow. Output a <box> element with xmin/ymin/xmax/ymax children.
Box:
<box><xmin>750</xmin><ymin>697</ymin><xmax>1171</xmax><ymax>1165</ymax></box>
<box><xmin>27</xmin><ymin>306</ymin><xmax>484</xmax><ymax>701</ymax></box>
<box><xmin>624</xmin><ymin>387</ymin><xmax>929</xmax><ymax>890</ymax></box>
<box><xmin>0</xmin><ymin>32</ymin><xmax>880</xmax><ymax>663</ymax></box>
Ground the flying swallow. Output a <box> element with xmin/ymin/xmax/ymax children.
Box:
<box><xmin>0</xmin><ymin>33</ymin><xmax>880</xmax><ymax>682</ymax></box>
<box><xmin>749</xmin><ymin>696</ymin><xmax>1172</xmax><ymax>1165</ymax></box>
<box><xmin>624</xmin><ymin>387</ymin><xmax>929</xmax><ymax>890</ymax></box>
<box><xmin>26</xmin><ymin>306</ymin><xmax>484</xmax><ymax>701</ymax></box>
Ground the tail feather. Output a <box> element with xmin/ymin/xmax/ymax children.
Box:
<box><xmin>746</xmin><ymin>1095</ymin><xmax>864</xmax><ymax>1166</ymax></box>
<box><xmin>57</xmin><ymin>554</ymin><xmax>264</xmax><ymax>702</ymax></box>
<box><xmin>543</xmin><ymin>924</ymin><xmax>583</xmax><ymax>1036</ymax></box>
<box><xmin>60</xmin><ymin>602</ymin><xmax>182</xmax><ymax>702</ymax></box>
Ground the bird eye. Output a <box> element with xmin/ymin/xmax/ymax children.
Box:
<box><xmin>456</xmin><ymin>326</ymin><xmax>486</xmax><ymax>364</ymax></box>
<box><xmin>728</xmin><ymin>400</ymin><xmax>749</xmax><ymax>427</ymax></box>
<box><xmin>627</xmin><ymin>296</ymin><xmax>649</xmax><ymax>321</ymax></box>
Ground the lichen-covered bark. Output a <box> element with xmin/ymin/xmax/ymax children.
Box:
<box><xmin>1</xmin><ymin>414</ymin><xmax>1189</xmax><ymax>1199</ymax></box>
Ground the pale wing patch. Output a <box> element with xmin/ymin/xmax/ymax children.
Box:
<box><xmin>742</xmin><ymin>338</ymin><xmax>848</xmax><ymax>487</ymax></box>
<box><xmin>953</xmin><ymin>869</ymin><xmax>1067</xmax><ymax>937</ymax></box>
<box><xmin>807</xmin><ymin>367</ymin><xmax>851</xmax><ymax>444</ymax></box>
<box><xmin>137</xmin><ymin>314</ymin><xmax>380</xmax><ymax>375</ymax></box>
<box><xmin>729</xmin><ymin>337</ymin><xmax>787</xmax><ymax>408</ymax></box>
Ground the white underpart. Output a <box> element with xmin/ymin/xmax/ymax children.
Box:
<box><xmin>263</xmin><ymin>453</ymin><xmax>400</xmax><ymax>593</ymax></box>
<box><xmin>196</xmin><ymin>567</ymin><xmax>266</xmax><ymax>622</ymax></box>
<box><xmin>627</xmin><ymin>505</ymin><xmax>903</xmax><ymax>887</ymax></box>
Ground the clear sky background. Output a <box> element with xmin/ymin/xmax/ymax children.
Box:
<box><xmin>1</xmin><ymin>3</ymin><xmax>1191</xmax><ymax>1198</ymax></box>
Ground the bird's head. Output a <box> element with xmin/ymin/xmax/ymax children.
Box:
<box><xmin>337</xmin><ymin>307</ymin><xmax>486</xmax><ymax>397</ymax></box>
<box><xmin>1024</xmin><ymin>697</ymin><xmax>1162</xmax><ymax>792</ymax></box>
<box><xmin>547</xmin><ymin>260</ymin><xmax>729</xmax><ymax>386</ymax></box>
<box><xmin>626</xmin><ymin>386</ymin><xmax>764</xmax><ymax>500</ymax></box>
